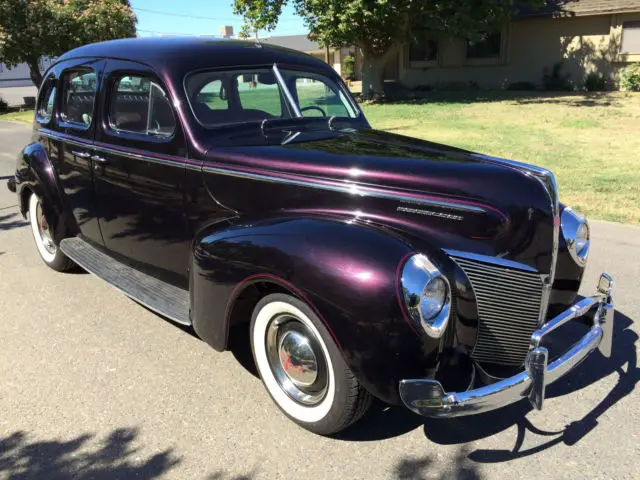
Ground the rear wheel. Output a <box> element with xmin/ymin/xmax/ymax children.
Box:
<box><xmin>28</xmin><ymin>193</ymin><xmax>75</xmax><ymax>272</ymax></box>
<box><xmin>250</xmin><ymin>293</ymin><xmax>371</xmax><ymax>435</ymax></box>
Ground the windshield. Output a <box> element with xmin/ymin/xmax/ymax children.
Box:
<box><xmin>185</xmin><ymin>66</ymin><xmax>359</xmax><ymax>128</ymax></box>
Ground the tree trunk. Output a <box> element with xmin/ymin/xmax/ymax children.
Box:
<box><xmin>361</xmin><ymin>51</ymin><xmax>386</xmax><ymax>99</ymax></box>
<box><xmin>26</xmin><ymin>58</ymin><xmax>43</xmax><ymax>89</ymax></box>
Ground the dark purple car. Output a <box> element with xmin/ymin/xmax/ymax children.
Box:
<box><xmin>7</xmin><ymin>37</ymin><xmax>614</xmax><ymax>435</ymax></box>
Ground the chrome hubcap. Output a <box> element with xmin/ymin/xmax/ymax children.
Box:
<box><xmin>36</xmin><ymin>201</ymin><xmax>56</xmax><ymax>255</ymax></box>
<box><xmin>266</xmin><ymin>315</ymin><xmax>328</xmax><ymax>405</ymax></box>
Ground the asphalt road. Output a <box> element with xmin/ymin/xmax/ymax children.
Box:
<box><xmin>1</xmin><ymin>121</ymin><xmax>639</xmax><ymax>479</ymax></box>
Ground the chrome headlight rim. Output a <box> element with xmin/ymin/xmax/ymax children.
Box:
<box><xmin>400</xmin><ymin>253</ymin><xmax>452</xmax><ymax>338</ymax></box>
<box><xmin>561</xmin><ymin>207</ymin><xmax>590</xmax><ymax>266</ymax></box>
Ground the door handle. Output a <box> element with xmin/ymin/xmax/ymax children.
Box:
<box><xmin>71</xmin><ymin>150</ymin><xmax>91</xmax><ymax>158</ymax></box>
<box><xmin>91</xmin><ymin>155</ymin><xmax>107</xmax><ymax>163</ymax></box>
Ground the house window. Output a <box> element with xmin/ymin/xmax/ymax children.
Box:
<box><xmin>621</xmin><ymin>21</ymin><xmax>640</xmax><ymax>53</ymax></box>
<box><xmin>467</xmin><ymin>32</ymin><xmax>502</xmax><ymax>58</ymax></box>
<box><xmin>409</xmin><ymin>32</ymin><xmax>438</xmax><ymax>65</ymax></box>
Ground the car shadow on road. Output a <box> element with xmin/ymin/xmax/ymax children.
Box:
<box><xmin>339</xmin><ymin>309</ymin><xmax>637</xmax><ymax>460</ymax></box>
<box><xmin>0</xmin><ymin>211</ymin><xmax>27</xmax><ymax>231</ymax></box>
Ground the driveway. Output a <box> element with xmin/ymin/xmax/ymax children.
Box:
<box><xmin>0</xmin><ymin>121</ymin><xmax>638</xmax><ymax>479</ymax></box>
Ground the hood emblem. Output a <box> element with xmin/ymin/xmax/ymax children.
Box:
<box><xmin>397</xmin><ymin>206</ymin><xmax>463</xmax><ymax>221</ymax></box>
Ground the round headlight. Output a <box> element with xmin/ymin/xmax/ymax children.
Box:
<box><xmin>400</xmin><ymin>254</ymin><xmax>451</xmax><ymax>338</ymax></box>
<box><xmin>561</xmin><ymin>207</ymin><xmax>590</xmax><ymax>265</ymax></box>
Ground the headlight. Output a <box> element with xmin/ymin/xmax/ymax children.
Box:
<box><xmin>400</xmin><ymin>254</ymin><xmax>451</xmax><ymax>338</ymax></box>
<box><xmin>561</xmin><ymin>207</ymin><xmax>590</xmax><ymax>265</ymax></box>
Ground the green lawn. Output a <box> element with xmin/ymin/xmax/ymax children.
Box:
<box><xmin>3</xmin><ymin>91</ymin><xmax>638</xmax><ymax>223</ymax></box>
<box><xmin>0</xmin><ymin>109</ymin><xmax>35</xmax><ymax>123</ymax></box>
<box><xmin>361</xmin><ymin>92</ymin><xmax>640</xmax><ymax>224</ymax></box>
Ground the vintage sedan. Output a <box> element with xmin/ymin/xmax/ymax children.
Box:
<box><xmin>7</xmin><ymin>37</ymin><xmax>614</xmax><ymax>435</ymax></box>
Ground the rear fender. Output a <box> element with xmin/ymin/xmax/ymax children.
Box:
<box><xmin>16</xmin><ymin>142</ymin><xmax>77</xmax><ymax>242</ymax></box>
<box><xmin>191</xmin><ymin>215</ymin><xmax>453</xmax><ymax>404</ymax></box>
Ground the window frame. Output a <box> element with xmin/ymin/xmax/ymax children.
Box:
<box><xmin>407</xmin><ymin>32</ymin><xmax>439</xmax><ymax>68</ymax></box>
<box><xmin>58</xmin><ymin>67</ymin><xmax>99</xmax><ymax>132</ymax></box>
<box><xmin>35</xmin><ymin>75</ymin><xmax>57</xmax><ymax>125</ymax></box>
<box><xmin>105</xmin><ymin>71</ymin><xmax>177</xmax><ymax>142</ymax></box>
<box><xmin>464</xmin><ymin>28</ymin><xmax>507</xmax><ymax>66</ymax></box>
<box><xmin>621</xmin><ymin>21</ymin><xmax>640</xmax><ymax>54</ymax></box>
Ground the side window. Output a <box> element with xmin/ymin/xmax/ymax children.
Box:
<box><xmin>295</xmin><ymin>77</ymin><xmax>356</xmax><ymax>118</ymax></box>
<box><xmin>60</xmin><ymin>70</ymin><xmax>97</xmax><ymax>127</ymax></box>
<box><xmin>235</xmin><ymin>73</ymin><xmax>282</xmax><ymax>116</ymax></box>
<box><xmin>36</xmin><ymin>78</ymin><xmax>57</xmax><ymax>123</ymax></box>
<box><xmin>109</xmin><ymin>74</ymin><xmax>176</xmax><ymax>138</ymax></box>
<box><xmin>196</xmin><ymin>80</ymin><xmax>228</xmax><ymax>110</ymax></box>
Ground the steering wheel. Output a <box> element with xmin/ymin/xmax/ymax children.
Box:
<box><xmin>300</xmin><ymin>105</ymin><xmax>327</xmax><ymax>117</ymax></box>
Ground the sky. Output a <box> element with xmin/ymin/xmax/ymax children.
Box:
<box><xmin>132</xmin><ymin>0</ymin><xmax>308</xmax><ymax>38</ymax></box>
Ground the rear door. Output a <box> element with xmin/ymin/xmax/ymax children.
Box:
<box><xmin>47</xmin><ymin>59</ymin><xmax>105</xmax><ymax>246</ymax></box>
<box><xmin>93</xmin><ymin>60</ymin><xmax>191</xmax><ymax>288</ymax></box>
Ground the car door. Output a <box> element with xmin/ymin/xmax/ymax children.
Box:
<box><xmin>46</xmin><ymin>59</ymin><xmax>105</xmax><ymax>246</ymax></box>
<box><xmin>93</xmin><ymin>60</ymin><xmax>191</xmax><ymax>288</ymax></box>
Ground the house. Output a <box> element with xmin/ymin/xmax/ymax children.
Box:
<box><xmin>221</xmin><ymin>27</ymin><xmax>362</xmax><ymax>80</ymax></box>
<box><xmin>385</xmin><ymin>0</ymin><xmax>640</xmax><ymax>89</ymax></box>
<box><xmin>0</xmin><ymin>57</ymin><xmax>56</xmax><ymax>87</ymax></box>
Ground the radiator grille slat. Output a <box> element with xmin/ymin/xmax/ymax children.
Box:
<box><xmin>452</xmin><ymin>256</ymin><xmax>543</xmax><ymax>366</ymax></box>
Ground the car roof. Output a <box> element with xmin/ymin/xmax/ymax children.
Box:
<box><xmin>55</xmin><ymin>36</ymin><xmax>335</xmax><ymax>76</ymax></box>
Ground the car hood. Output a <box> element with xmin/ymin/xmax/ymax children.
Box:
<box><xmin>203</xmin><ymin>127</ymin><xmax>557</xmax><ymax>273</ymax></box>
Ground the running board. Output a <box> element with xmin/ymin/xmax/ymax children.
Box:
<box><xmin>60</xmin><ymin>237</ymin><xmax>190</xmax><ymax>325</ymax></box>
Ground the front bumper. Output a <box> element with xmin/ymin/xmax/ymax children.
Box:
<box><xmin>399</xmin><ymin>273</ymin><xmax>614</xmax><ymax>418</ymax></box>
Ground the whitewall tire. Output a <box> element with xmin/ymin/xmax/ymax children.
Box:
<box><xmin>28</xmin><ymin>192</ymin><xmax>75</xmax><ymax>272</ymax></box>
<box><xmin>250</xmin><ymin>293</ymin><xmax>371</xmax><ymax>435</ymax></box>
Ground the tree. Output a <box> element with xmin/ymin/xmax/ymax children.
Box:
<box><xmin>233</xmin><ymin>0</ymin><xmax>544</xmax><ymax>98</ymax></box>
<box><xmin>0</xmin><ymin>0</ymin><xmax>136</xmax><ymax>87</ymax></box>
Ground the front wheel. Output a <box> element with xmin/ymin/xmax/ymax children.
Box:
<box><xmin>28</xmin><ymin>193</ymin><xmax>75</xmax><ymax>272</ymax></box>
<box><xmin>250</xmin><ymin>293</ymin><xmax>372</xmax><ymax>435</ymax></box>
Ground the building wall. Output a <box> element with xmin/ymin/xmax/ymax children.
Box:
<box><xmin>396</xmin><ymin>13</ymin><xmax>640</xmax><ymax>90</ymax></box>
<box><xmin>0</xmin><ymin>57</ymin><xmax>56</xmax><ymax>87</ymax></box>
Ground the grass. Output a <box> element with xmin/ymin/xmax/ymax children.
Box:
<box><xmin>3</xmin><ymin>91</ymin><xmax>638</xmax><ymax>223</ymax></box>
<box><xmin>0</xmin><ymin>109</ymin><xmax>35</xmax><ymax>123</ymax></box>
<box><xmin>361</xmin><ymin>91</ymin><xmax>640</xmax><ymax>224</ymax></box>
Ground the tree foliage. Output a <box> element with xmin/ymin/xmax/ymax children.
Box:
<box><xmin>233</xmin><ymin>0</ymin><xmax>545</xmax><ymax>96</ymax></box>
<box><xmin>0</xmin><ymin>0</ymin><xmax>136</xmax><ymax>87</ymax></box>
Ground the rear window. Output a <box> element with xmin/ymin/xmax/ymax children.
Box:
<box><xmin>60</xmin><ymin>69</ymin><xmax>97</xmax><ymax>128</ymax></box>
<box><xmin>108</xmin><ymin>74</ymin><xmax>176</xmax><ymax>138</ymax></box>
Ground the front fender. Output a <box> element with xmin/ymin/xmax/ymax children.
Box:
<box><xmin>191</xmin><ymin>215</ymin><xmax>446</xmax><ymax>404</ymax></box>
<box><xmin>16</xmin><ymin>142</ymin><xmax>77</xmax><ymax>242</ymax></box>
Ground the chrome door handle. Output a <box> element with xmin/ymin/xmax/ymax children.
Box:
<box><xmin>71</xmin><ymin>150</ymin><xmax>90</xmax><ymax>158</ymax></box>
<box><xmin>91</xmin><ymin>155</ymin><xmax>107</xmax><ymax>163</ymax></box>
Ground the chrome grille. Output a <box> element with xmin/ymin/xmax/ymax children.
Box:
<box><xmin>451</xmin><ymin>255</ymin><xmax>544</xmax><ymax>366</ymax></box>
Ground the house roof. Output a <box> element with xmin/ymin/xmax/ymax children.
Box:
<box><xmin>517</xmin><ymin>0</ymin><xmax>640</xmax><ymax>18</ymax></box>
<box><xmin>258</xmin><ymin>35</ymin><xmax>321</xmax><ymax>52</ymax></box>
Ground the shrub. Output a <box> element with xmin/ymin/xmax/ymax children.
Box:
<box><xmin>507</xmin><ymin>81</ymin><xmax>537</xmax><ymax>91</ymax></box>
<box><xmin>343</xmin><ymin>54</ymin><xmax>356</xmax><ymax>80</ymax></box>
<box><xmin>0</xmin><ymin>96</ymin><xmax>7</xmax><ymax>113</ymax></box>
<box><xmin>542</xmin><ymin>62</ymin><xmax>574</xmax><ymax>91</ymax></box>
<box><xmin>620</xmin><ymin>64</ymin><xmax>640</xmax><ymax>92</ymax></box>
<box><xmin>584</xmin><ymin>72</ymin><xmax>607</xmax><ymax>92</ymax></box>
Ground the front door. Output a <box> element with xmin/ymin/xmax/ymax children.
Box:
<box><xmin>93</xmin><ymin>60</ymin><xmax>191</xmax><ymax>288</ymax></box>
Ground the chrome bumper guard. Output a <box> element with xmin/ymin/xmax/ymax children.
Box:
<box><xmin>399</xmin><ymin>273</ymin><xmax>614</xmax><ymax>418</ymax></box>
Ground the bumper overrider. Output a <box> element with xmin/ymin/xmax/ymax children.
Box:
<box><xmin>399</xmin><ymin>273</ymin><xmax>614</xmax><ymax>418</ymax></box>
